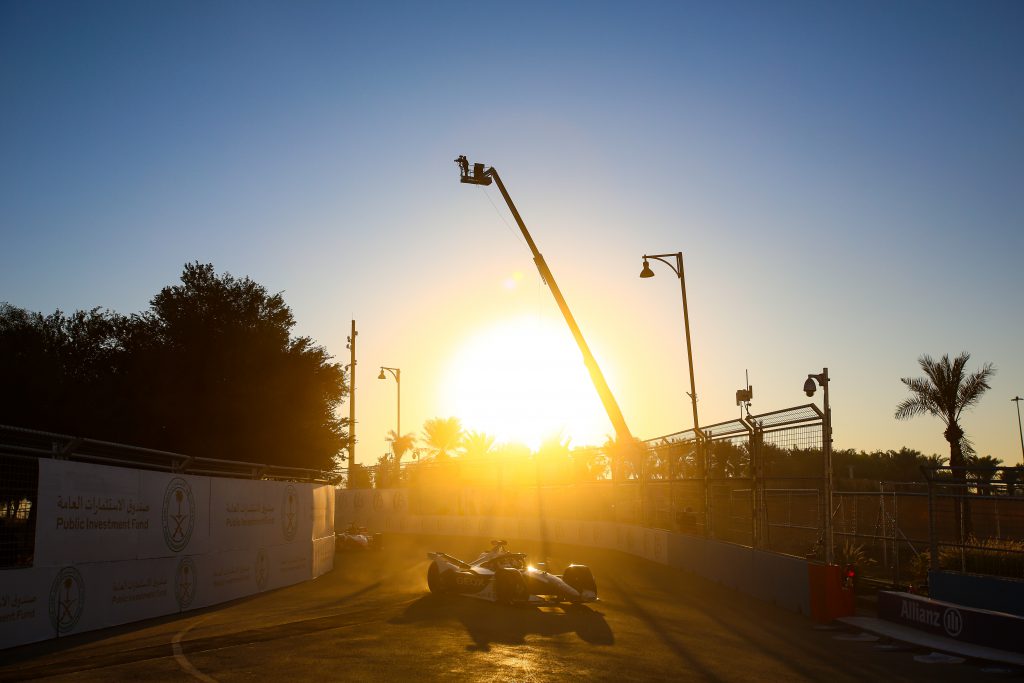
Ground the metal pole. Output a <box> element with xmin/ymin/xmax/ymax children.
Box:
<box><xmin>823</xmin><ymin>367</ymin><xmax>833</xmax><ymax>565</ymax></box>
<box><xmin>1013</xmin><ymin>397</ymin><xmax>1024</xmax><ymax>464</ymax></box>
<box><xmin>925</xmin><ymin>470</ymin><xmax>938</xmax><ymax>572</ymax></box>
<box><xmin>643</xmin><ymin>252</ymin><xmax>705</xmax><ymax>532</ymax></box>
<box><xmin>379</xmin><ymin>365</ymin><xmax>401</xmax><ymax>448</ymax></box>
<box><xmin>348</xmin><ymin>320</ymin><xmax>357</xmax><ymax>483</ymax></box>
<box><xmin>675</xmin><ymin>252</ymin><xmax>708</xmax><ymax>537</ymax></box>
<box><xmin>675</xmin><ymin>253</ymin><xmax>702</xmax><ymax>452</ymax></box>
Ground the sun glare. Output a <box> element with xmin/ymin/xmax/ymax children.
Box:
<box><xmin>442</xmin><ymin>316</ymin><xmax>612</xmax><ymax>450</ymax></box>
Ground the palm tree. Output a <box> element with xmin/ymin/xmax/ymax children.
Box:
<box><xmin>894</xmin><ymin>352</ymin><xmax>995</xmax><ymax>472</ymax></box>
<box><xmin>381</xmin><ymin>430</ymin><xmax>416</xmax><ymax>486</ymax></box>
<box><xmin>386</xmin><ymin>430</ymin><xmax>417</xmax><ymax>462</ymax></box>
<box><xmin>967</xmin><ymin>455</ymin><xmax>1002</xmax><ymax>496</ymax></box>
<box><xmin>895</xmin><ymin>352</ymin><xmax>995</xmax><ymax>537</ymax></box>
<box><xmin>422</xmin><ymin>416</ymin><xmax>463</xmax><ymax>461</ymax></box>
<box><xmin>1001</xmin><ymin>465</ymin><xmax>1023</xmax><ymax>496</ymax></box>
<box><xmin>461</xmin><ymin>430</ymin><xmax>496</xmax><ymax>458</ymax></box>
<box><xmin>603</xmin><ymin>434</ymin><xmax>645</xmax><ymax>481</ymax></box>
<box><xmin>570</xmin><ymin>446</ymin><xmax>609</xmax><ymax>482</ymax></box>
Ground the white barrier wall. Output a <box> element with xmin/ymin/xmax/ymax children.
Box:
<box><xmin>337</xmin><ymin>488</ymin><xmax>808</xmax><ymax>615</ymax></box>
<box><xmin>0</xmin><ymin>460</ymin><xmax>334</xmax><ymax>650</ymax></box>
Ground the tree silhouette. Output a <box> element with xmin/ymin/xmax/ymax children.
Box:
<box><xmin>0</xmin><ymin>263</ymin><xmax>347</xmax><ymax>471</ymax></box>
<box><xmin>894</xmin><ymin>353</ymin><xmax>995</xmax><ymax>472</ymax></box>
<box><xmin>461</xmin><ymin>430</ymin><xmax>496</xmax><ymax>459</ymax></box>
<box><xmin>378</xmin><ymin>430</ymin><xmax>416</xmax><ymax>486</ymax></box>
<box><xmin>1002</xmin><ymin>465</ymin><xmax>1023</xmax><ymax>496</ymax></box>
<box><xmin>422</xmin><ymin>417</ymin><xmax>463</xmax><ymax>461</ymax></box>
<box><xmin>967</xmin><ymin>455</ymin><xmax>1003</xmax><ymax>495</ymax></box>
<box><xmin>386</xmin><ymin>430</ymin><xmax>417</xmax><ymax>462</ymax></box>
<box><xmin>895</xmin><ymin>352</ymin><xmax>994</xmax><ymax>538</ymax></box>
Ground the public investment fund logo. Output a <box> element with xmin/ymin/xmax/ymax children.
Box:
<box><xmin>49</xmin><ymin>566</ymin><xmax>85</xmax><ymax>634</ymax></box>
<box><xmin>175</xmin><ymin>556</ymin><xmax>197</xmax><ymax>609</ymax></box>
<box><xmin>282</xmin><ymin>485</ymin><xmax>298</xmax><ymax>542</ymax></box>
<box><xmin>162</xmin><ymin>478</ymin><xmax>196</xmax><ymax>552</ymax></box>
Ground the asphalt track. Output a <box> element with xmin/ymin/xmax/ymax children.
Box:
<box><xmin>1</xmin><ymin>535</ymin><xmax>1014</xmax><ymax>682</ymax></box>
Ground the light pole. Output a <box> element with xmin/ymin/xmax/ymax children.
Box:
<box><xmin>1013</xmin><ymin>396</ymin><xmax>1024</xmax><ymax>464</ymax></box>
<box><xmin>803</xmin><ymin>368</ymin><xmax>833</xmax><ymax>565</ymax></box>
<box><xmin>346</xmin><ymin>321</ymin><xmax>357</xmax><ymax>472</ymax></box>
<box><xmin>640</xmin><ymin>252</ymin><xmax>704</xmax><ymax>532</ymax></box>
<box><xmin>378</xmin><ymin>366</ymin><xmax>401</xmax><ymax>438</ymax></box>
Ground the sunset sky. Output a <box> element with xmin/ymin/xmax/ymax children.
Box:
<box><xmin>2</xmin><ymin>2</ymin><xmax>1022</xmax><ymax>465</ymax></box>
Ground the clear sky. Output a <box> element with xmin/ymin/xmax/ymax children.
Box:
<box><xmin>2</xmin><ymin>1</ymin><xmax>1022</xmax><ymax>466</ymax></box>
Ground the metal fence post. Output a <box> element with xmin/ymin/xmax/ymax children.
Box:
<box><xmin>703</xmin><ymin>432</ymin><xmax>712</xmax><ymax>538</ymax></box>
<box><xmin>925</xmin><ymin>468</ymin><xmax>938</xmax><ymax>572</ymax></box>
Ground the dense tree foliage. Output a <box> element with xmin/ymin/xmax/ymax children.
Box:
<box><xmin>0</xmin><ymin>263</ymin><xmax>347</xmax><ymax>470</ymax></box>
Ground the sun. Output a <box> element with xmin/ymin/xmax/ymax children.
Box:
<box><xmin>442</xmin><ymin>316</ymin><xmax>613</xmax><ymax>450</ymax></box>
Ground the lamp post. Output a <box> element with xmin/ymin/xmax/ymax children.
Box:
<box><xmin>803</xmin><ymin>368</ymin><xmax>833</xmax><ymax>565</ymax></box>
<box><xmin>346</xmin><ymin>321</ymin><xmax>357</xmax><ymax>470</ymax></box>
<box><xmin>1013</xmin><ymin>396</ymin><xmax>1024</xmax><ymax>464</ymax></box>
<box><xmin>640</xmin><ymin>252</ymin><xmax>703</xmax><ymax>532</ymax></box>
<box><xmin>378</xmin><ymin>367</ymin><xmax>401</xmax><ymax>437</ymax></box>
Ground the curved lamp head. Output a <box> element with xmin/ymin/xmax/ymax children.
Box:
<box><xmin>378</xmin><ymin>369</ymin><xmax>387</xmax><ymax>380</ymax></box>
<box><xmin>639</xmin><ymin>259</ymin><xmax>655</xmax><ymax>279</ymax></box>
<box><xmin>803</xmin><ymin>376</ymin><xmax>817</xmax><ymax>397</ymax></box>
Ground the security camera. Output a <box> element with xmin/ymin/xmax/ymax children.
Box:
<box><xmin>803</xmin><ymin>377</ymin><xmax>817</xmax><ymax>397</ymax></box>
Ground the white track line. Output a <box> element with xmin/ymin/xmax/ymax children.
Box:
<box><xmin>172</xmin><ymin>616</ymin><xmax>218</xmax><ymax>683</ymax></box>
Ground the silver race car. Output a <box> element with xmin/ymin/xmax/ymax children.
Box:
<box><xmin>337</xmin><ymin>523</ymin><xmax>382</xmax><ymax>551</ymax></box>
<box><xmin>426</xmin><ymin>540</ymin><xmax>597</xmax><ymax>605</ymax></box>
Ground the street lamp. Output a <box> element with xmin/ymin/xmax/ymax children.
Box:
<box><xmin>639</xmin><ymin>253</ymin><xmax>702</xmax><ymax>445</ymax></box>
<box><xmin>1013</xmin><ymin>396</ymin><xmax>1024</xmax><ymax>464</ymax></box>
<box><xmin>803</xmin><ymin>368</ymin><xmax>833</xmax><ymax>565</ymax></box>
<box><xmin>378</xmin><ymin>367</ymin><xmax>401</xmax><ymax>437</ymax></box>
<box><xmin>641</xmin><ymin>251</ymin><xmax>704</xmax><ymax>533</ymax></box>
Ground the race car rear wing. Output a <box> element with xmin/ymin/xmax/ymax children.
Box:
<box><xmin>427</xmin><ymin>552</ymin><xmax>472</xmax><ymax>569</ymax></box>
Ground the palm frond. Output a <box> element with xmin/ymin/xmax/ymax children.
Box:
<box><xmin>895</xmin><ymin>376</ymin><xmax>944</xmax><ymax>421</ymax></box>
<box><xmin>959</xmin><ymin>432</ymin><xmax>977</xmax><ymax>458</ymax></box>
<box><xmin>894</xmin><ymin>395</ymin><xmax>935</xmax><ymax>421</ymax></box>
<box><xmin>955</xmin><ymin>362</ymin><xmax>996</xmax><ymax>418</ymax></box>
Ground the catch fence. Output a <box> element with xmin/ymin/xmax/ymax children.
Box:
<box><xmin>354</xmin><ymin>412</ymin><xmax>1024</xmax><ymax>585</ymax></box>
<box><xmin>353</xmin><ymin>404</ymin><xmax>833</xmax><ymax>561</ymax></box>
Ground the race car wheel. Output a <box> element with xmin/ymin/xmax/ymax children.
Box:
<box><xmin>427</xmin><ymin>562</ymin><xmax>450</xmax><ymax>594</ymax></box>
<box><xmin>494</xmin><ymin>568</ymin><xmax>526</xmax><ymax>605</ymax></box>
<box><xmin>562</xmin><ymin>564</ymin><xmax>597</xmax><ymax>596</ymax></box>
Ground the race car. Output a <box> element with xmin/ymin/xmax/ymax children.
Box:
<box><xmin>336</xmin><ymin>523</ymin><xmax>382</xmax><ymax>550</ymax></box>
<box><xmin>426</xmin><ymin>540</ymin><xmax>597</xmax><ymax>605</ymax></box>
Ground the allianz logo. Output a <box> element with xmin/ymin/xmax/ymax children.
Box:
<box><xmin>899</xmin><ymin>599</ymin><xmax>963</xmax><ymax>638</ymax></box>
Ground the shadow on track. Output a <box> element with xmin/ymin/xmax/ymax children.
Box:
<box><xmin>391</xmin><ymin>595</ymin><xmax>614</xmax><ymax>652</ymax></box>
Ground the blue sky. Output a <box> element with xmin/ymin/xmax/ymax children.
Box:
<box><xmin>2</xmin><ymin>2</ymin><xmax>1022</xmax><ymax>464</ymax></box>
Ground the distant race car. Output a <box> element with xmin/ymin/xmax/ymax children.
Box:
<box><xmin>426</xmin><ymin>540</ymin><xmax>597</xmax><ymax>605</ymax></box>
<box><xmin>336</xmin><ymin>523</ymin><xmax>382</xmax><ymax>550</ymax></box>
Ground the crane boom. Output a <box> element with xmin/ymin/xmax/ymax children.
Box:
<box><xmin>455</xmin><ymin>156</ymin><xmax>634</xmax><ymax>446</ymax></box>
